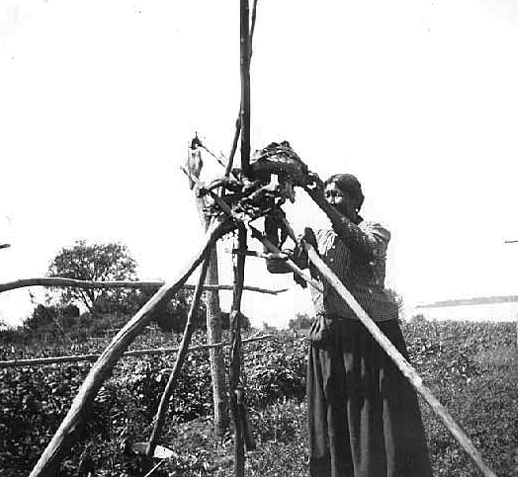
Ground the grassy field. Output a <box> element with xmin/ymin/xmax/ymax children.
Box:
<box><xmin>1</xmin><ymin>319</ymin><xmax>517</xmax><ymax>476</ymax></box>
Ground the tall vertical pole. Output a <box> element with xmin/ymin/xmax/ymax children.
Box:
<box><xmin>229</xmin><ymin>225</ymin><xmax>247</xmax><ymax>477</ymax></box>
<box><xmin>234</xmin><ymin>3</ymin><xmax>250</xmax><ymax>473</ymax></box>
<box><xmin>239</xmin><ymin>0</ymin><xmax>251</xmax><ymax>176</ymax></box>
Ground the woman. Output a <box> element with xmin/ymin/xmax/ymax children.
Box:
<box><xmin>268</xmin><ymin>173</ymin><xmax>432</xmax><ymax>477</ymax></box>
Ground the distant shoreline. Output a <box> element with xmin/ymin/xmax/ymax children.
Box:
<box><xmin>417</xmin><ymin>295</ymin><xmax>518</xmax><ymax>309</ymax></box>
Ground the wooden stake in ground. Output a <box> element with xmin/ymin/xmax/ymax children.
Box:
<box><xmin>203</xmin><ymin>244</ymin><xmax>229</xmax><ymax>436</ymax></box>
<box><xmin>188</xmin><ymin>141</ymin><xmax>230</xmax><ymax>436</ymax></box>
<box><xmin>29</xmin><ymin>217</ymin><xmax>234</xmax><ymax>477</ymax></box>
<box><xmin>146</xmin><ymin>254</ymin><xmax>212</xmax><ymax>457</ymax></box>
<box><xmin>228</xmin><ymin>225</ymin><xmax>247</xmax><ymax>477</ymax></box>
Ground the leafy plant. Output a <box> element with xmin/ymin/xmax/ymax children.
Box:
<box><xmin>1</xmin><ymin>321</ymin><xmax>517</xmax><ymax>476</ymax></box>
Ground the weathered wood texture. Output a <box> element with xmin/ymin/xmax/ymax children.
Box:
<box><xmin>206</xmin><ymin>247</ymin><xmax>231</xmax><ymax>436</ymax></box>
<box><xmin>190</xmin><ymin>142</ymin><xmax>230</xmax><ymax>437</ymax></box>
<box><xmin>29</xmin><ymin>218</ymin><xmax>233</xmax><ymax>477</ymax></box>
<box><xmin>239</xmin><ymin>0</ymin><xmax>250</xmax><ymax>176</ymax></box>
<box><xmin>229</xmin><ymin>225</ymin><xmax>247</xmax><ymax>477</ymax></box>
<box><xmin>225</xmin><ymin>0</ymin><xmax>258</xmax><ymax>176</ymax></box>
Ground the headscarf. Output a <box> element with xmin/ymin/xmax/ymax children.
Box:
<box><xmin>324</xmin><ymin>173</ymin><xmax>365</xmax><ymax>212</ymax></box>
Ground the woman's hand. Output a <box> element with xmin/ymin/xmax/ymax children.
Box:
<box><xmin>264</xmin><ymin>208</ymin><xmax>288</xmax><ymax>249</ymax></box>
<box><xmin>301</xmin><ymin>227</ymin><xmax>317</xmax><ymax>249</ymax></box>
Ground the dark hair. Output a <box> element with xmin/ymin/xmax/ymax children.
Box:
<box><xmin>324</xmin><ymin>173</ymin><xmax>365</xmax><ymax>211</ymax></box>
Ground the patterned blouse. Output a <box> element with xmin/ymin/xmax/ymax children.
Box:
<box><xmin>309</xmin><ymin>219</ymin><xmax>399</xmax><ymax>322</ymax></box>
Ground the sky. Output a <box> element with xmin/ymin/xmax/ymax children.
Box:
<box><xmin>1</xmin><ymin>0</ymin><xmax>518</xmax><ymax>328</ymax></box>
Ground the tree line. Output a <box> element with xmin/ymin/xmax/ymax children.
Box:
<box><xmin>19</xmin><ymin>240</ymin><xmax>249</xmax><ymax>336</ymax></box>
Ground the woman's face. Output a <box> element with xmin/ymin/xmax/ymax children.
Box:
<box><xmin>324</xmin><ymin>182</ymin><xmax>358</xmax><ymax>221</ymax></box>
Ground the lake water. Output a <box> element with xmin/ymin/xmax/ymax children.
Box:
<box><xmin>405</xmin><ymin>302</ymin><xmax>518</xmax><ymax>322</ymax></box>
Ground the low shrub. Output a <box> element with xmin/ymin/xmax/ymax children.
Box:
<box><xmin>243</xmin><ymin>332</ymin><xmax>307</xmax><ymax>408</ymax></box>
<box><xmin>0</xmin><ymin>320</ymin><xmax>517</xmax><ymax>476</ymax></box>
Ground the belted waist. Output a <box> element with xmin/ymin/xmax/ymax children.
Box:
<box><xmin>316</xmin><ymin>311</ymin><xmax>396</xmax><ymax>323</ymax></box>
<box><xmin>316</xmin><ymin>312</ymin><xmax>351</xmax><ymax>321</ymax></box>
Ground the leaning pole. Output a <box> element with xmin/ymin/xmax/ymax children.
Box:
<box><xmin>29</xmin><ymin>217</ymin><xmax>234</xmax><ymax>477</ymax></box>
<box><xmin>184</xmin><ymin>163</ymin><xmax>499</xmax><ymax>477</ymax></box>
<box><xmin>301</xmin><ymin>240</ymin><xmax>498</xmax><ymax>477</ymax></box>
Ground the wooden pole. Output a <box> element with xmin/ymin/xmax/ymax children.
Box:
<box><xmin>188</xmin><ymin>141</ymin><xmax>230</xmax><ymax>437</ymax></box>
<box><xmin>239</xmin><ymin>0</ymin><xmax>251</xmax><ymax>176</ymax></box>
<box><xmin>249</xmin><ymin>0</ymin><xmax>259</xmax><ymax>50</ymax></box>
<box><xmin>182</xmin><ymin>178</ymin><xmax>494</xmax><ymax>475</ymax></box>
<box><xmin>225</xmin><ymin>0</ymin><xmax>259</xmax><ymax>177</ymax></box>
<box><xmin>0</xmin><ymin>334</ymin><xmax>274</xmax><ymax>369</ymax></box>
<box><xmin>205</xmin><ymin>248</ymin><xmax>230</xmax><ymax>436</ymax></box>
<box><xmin>146</xmin><ymin>255</ymin><xmax>211</xmax><ymax>457</ymax></box>
<box><xmin>229</xmin><ymin>225</ymin><xmax>247</xmax><ymax>477</ymax></box>
<box><xmin>29</xmin><ymin>217</ymin><xmax>233</xmax><ymax>477</ymax></box>
<box><xmin>274</xmin><ymin>209</ymin><xmax>497</xmax><ymax>477</ymax></box>
<box><xmin>181</xmin><ymin>166</ymin><xmax>323</xmax><ymax>293</ymax></box>
<box><xmin>226</xmin><ymin>118</ymin><xmax>241</xmax><ymax>177</ymax></box>
<box><xmin>301</xmin><ymin>240</ymin><xmax>498</xmax><ymax>477</ymax></box>
<box><xmin>184</xmin><ymin>173</ymin><xmax>490</xmax><ymax>475</ymax></box>
<box><xmin>0</xmin><ymin>277</ymin><xmax>285</xmax><ymax>295</ymax></box>
<box><xmin>248</xmin><ymin>225</ymin><xmax>323</xmax><ymax>292</ymax></box>
<box><xmin>302</xmin><ymin>183</ymin><xmax>352</xmax><ymax>230</ymax></box>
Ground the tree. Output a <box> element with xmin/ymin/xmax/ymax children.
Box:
<box><xmin>25</xmin><ymin>304</ymin><xmax>78</xmax><ymax>331</ymax></box>
<box><xmin>47</xmin><ymin>240</ymin><xmax>137</xmax><ymax>313</ymax></box>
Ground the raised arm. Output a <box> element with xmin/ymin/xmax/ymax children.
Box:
<box><xmin>331</xmin><ymin>214</ymin><xmax>391</xmax><ymax>260</ymax></box>
<box><xmin>303</xmin><ymin>183</ymin><xmax>390</xmax><ymax>259</ymax></box>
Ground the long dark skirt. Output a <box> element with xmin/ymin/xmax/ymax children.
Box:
<box><xmin>307</xmin><ymin>318</ymin><xmax>432</xmax><ymax>477</ymax></box>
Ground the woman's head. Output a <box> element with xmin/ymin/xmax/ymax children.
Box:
<box><xmin>324</xmin><ymin>174</ymin><xmax>364</xmax><ymax>222</ymax></box>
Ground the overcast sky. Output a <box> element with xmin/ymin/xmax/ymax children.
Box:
<box><xmin>1</xmin><ymin>0</ymin><xmax>518</xmax><ymax>328</ymax></box>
